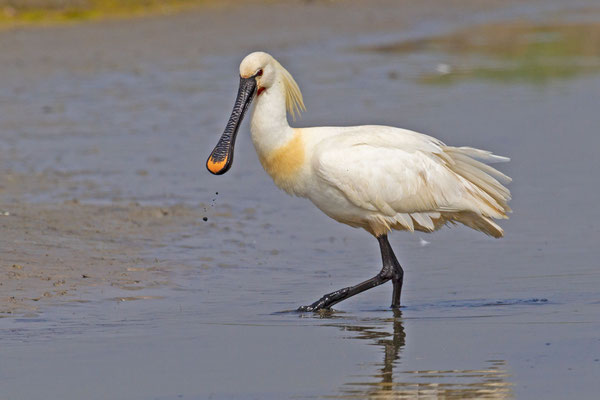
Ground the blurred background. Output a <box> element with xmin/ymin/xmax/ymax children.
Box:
<box><xmin>0</xmin><ymin>0</ymin><xmax>207</xmax><ymax>23</ymax></box>
<box><xmin>0</xmin><ymin>1</ymin><xmax>599</xmax><ymax>399</ymax></box>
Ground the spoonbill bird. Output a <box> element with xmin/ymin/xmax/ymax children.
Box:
<box><xmin>207</xmin><ymin>52</ymin><xmax>511</xmax><ymax>311</ymax></box>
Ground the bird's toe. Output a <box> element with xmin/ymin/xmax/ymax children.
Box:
<box><xmin>297</xmin><ymin>301</ymin><xmax>330</xmax><ymax>313</ymax></box>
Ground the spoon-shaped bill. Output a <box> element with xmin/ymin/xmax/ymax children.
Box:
<box><xmin>206</xmin><ymin>76</ymin><xmax>257</xmax><ymax>175</ymax></box>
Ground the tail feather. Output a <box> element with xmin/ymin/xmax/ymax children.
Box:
<box><xmin>451</xmin><ymin>146</ymin><xmax>510</xmax><ymax>164</ymax></box>
<box><xmin>441</xmin><ymin>146</ymin><xmax>512</xmax><ymax>236</ymax></box>
<box><xmin>444</xmin><ymin>146</ymin><xmax>512</xmax><ymax>216</ymax></box>
<box><xmin>446</xmin><ymin>149</ymin><xmax>512</xmax><ymax>184</ymax></box>
<box><xmin>454</xmin><ymin>212</ymin><xmax>505</xmax><ymax>238</ymax></box>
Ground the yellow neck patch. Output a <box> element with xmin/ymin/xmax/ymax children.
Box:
<box><xmin>258</xmin><ymin>130</ymin><xmax>305</xmax><ymax>190</ymax></box>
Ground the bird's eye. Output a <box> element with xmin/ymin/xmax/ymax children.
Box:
<box><xmin>256</xmin><ymin>69</ymin><xmax>263</xmax><ymax>77</ymax></box>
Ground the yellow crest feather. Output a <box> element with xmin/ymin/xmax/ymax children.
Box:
<box><xmin>275</xmin><ymin>60</ymin><xmax>305</xmax><ymax>121</ymax></box>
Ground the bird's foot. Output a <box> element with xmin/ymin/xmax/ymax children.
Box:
<box><xmin>297</xmin><ymin>297</ymin><xmax>330</xmax><ymax>312</ymax></box>
<box><xmin>296</xmin><ymin>288</ymin><xmax>350</xmax><ymax>312</ymax></box>
<box><xmin>296</xmin><ymin>304</ymin><xmax>321</xmax><ymax>312</ymax></box>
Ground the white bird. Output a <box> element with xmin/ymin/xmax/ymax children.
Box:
<box><xmin>207</xmin><ymin>52</ymin><xmax>511</xmax><ymax>311</ymax></box>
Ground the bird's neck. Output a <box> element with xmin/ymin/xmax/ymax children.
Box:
<box><xmin>250</xmin><ymin>81</ymin><xmax>294</xmax><ymax>157</ymax></box>
<box><xmin>250</xmin><ymin>81</ymin><xmax>308</xmax><ymax>195</ymax></box>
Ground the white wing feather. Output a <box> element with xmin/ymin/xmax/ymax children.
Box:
<box><xmin>312</xmin><ymin>126</ymin><xmax>511</xmax><ymax>236</ymax></box>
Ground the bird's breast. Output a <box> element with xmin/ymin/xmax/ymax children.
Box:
<box><xmin>257</xmin><ymin>130</ymin><xmax>306</xmax><ymax>195</ymax></box>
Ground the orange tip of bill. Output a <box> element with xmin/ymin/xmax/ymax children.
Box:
<box><xmin>207</xmin><ymin>157</ymin><xmax>228</xmax><ymax>175</ymax></box>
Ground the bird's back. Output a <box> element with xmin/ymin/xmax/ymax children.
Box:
<box><xmin>303</xmin><ymin>125</ymin><xmax>511</xmax><ymax>237</ymax></box>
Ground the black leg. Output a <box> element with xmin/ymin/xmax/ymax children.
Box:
<box><xmin>297</xmin><ymin>234</ymin><xmax>404</xmax><ymax>312</ymax></box>
<box><xmin>379</xmin><ymin>235</ymin><xmax>404</xmax><ymax>309</ymax></box>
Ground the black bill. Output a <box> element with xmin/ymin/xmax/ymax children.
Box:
<box><xmin>206</xmin><ymin>76</ymin><xmax>257</xmax><ymax>175</ymax></box>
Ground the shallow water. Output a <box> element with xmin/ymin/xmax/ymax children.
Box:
<box><xmin>1</xmin><ymin>0</ymin><xmax>600</xmax><ymax>399</ymax></box>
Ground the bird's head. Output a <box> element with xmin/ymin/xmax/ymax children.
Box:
<box><xmin>239</xmin><ymin>51</ymin><xmax>275</xmax><ymax>94</ymax></box>
<box><xmin>206</xmin><ymin>52</ymin><xmax>304</xmax><ymax>175</ymax></box>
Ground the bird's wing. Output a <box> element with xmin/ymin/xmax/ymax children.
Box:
<box><xmin>313</xmin><ymin>127</ymin><xmax>461</xmax><ymax>213</ymax></box>
<box><xmin>312</xmin><ymin>126</ymin><xmax>508</xmax><ymax>232</ymax></box>
<box><xmin>311</xmin><ymin>126</ymin><xmax>511</xmax><ymax>236</ymax></box>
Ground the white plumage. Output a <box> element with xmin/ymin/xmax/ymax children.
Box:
<box><xmin>305</xmin><ymin>125</ymin><xmax>511</xmax><ymax>237</ymax></box>
<box><xmin>207</xmin><ymin>51</ymin><xmax>512</xmax><ymax>310</ymax></box>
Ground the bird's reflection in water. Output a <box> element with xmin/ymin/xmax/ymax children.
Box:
<box><xmin>320</xmin><ymin>310</ymin><xmax>512</xmax><ymax>399</ymax></box>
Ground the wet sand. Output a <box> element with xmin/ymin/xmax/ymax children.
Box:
<box><xmin>1</xmin><ymin>0</ymin><xmax>600</xmax><ymax>399</ymax></box>
<box><xmin>1</xmin><ymin>189</ymin><xmax>202</xmax><ymax>315</ymax></box>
